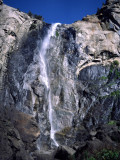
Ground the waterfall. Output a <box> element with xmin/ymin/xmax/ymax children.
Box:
<box><xmin>38</xmin><ymin>23</ymin><xmax>60</xmax><ymax>147</ymax></box>
<box><xmin>22</xmin><ymin>22</ymin><xmax>79</xmax><ymax>149</ymax></box>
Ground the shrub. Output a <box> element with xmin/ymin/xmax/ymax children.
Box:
<box><xmin>110</xmin><ymin>90</ymin><xmax>120</xmax><ymax>97</ymax></box>
<box><xmin>97</xmin><ymin>149</ymin><xmax>119</xmax><ymax>160</ymax></box>
<box><xmin>111</xmin><ymin>60</ymin><xmax>119</xmax><ymax>70</ymax></box>
<box><xmin>87</xmin><ymin>157</ymin><xmax>96</xmax><ymax>160</ymax></box>
<box><xmin>83</xmin><ymin>149</ymin><xmax>120</xmax><ymax>160</ymax></box>
<box><xmin>17</xmin><ymin>8</ymin><xmax>20</xmax><ymax>12</ymax></box>
<box><xmin>100</xmin><ymin>76</ymin><xmax>108</xmax><ymax>80</ymax></box>
<box><xmin>109</xmin><ymin>61</ymin><xmax>120</xmax><ymax>79</ymax></box>
<box><xmin>28</xmin><ymin>11</ymin><xmax>33</xmax><ymax>17</ymax></box>
<box><xmin>108</xmin><ymin>120</ymin><xmax>116</xmax><ymax>125</ymax></box>
<box><xmin>28</xmin><ymin>11</ymin><xmax>44</xmax><ymax>21</ymax></box>
<box><xmin>34</xmin><ymin>14</ymin><xmax>43</xmax><ymax>20</ymax></box>
<box><xmin>56</xmin><ymin>31</ymin><xmax>59</xmax><ymax>37</ymax></box>
<box><xmin>29</xmin><ymin>23</ymin><xmax>36</xmax><ymax>30</ymax></box>
<box><xmin>113</xmin><ymin>60</ymin><xmax>119</xmax><ymax>67</ymax></box>
<box><xmin>97</xmin><ymin>8</ymin><xmax>100</xmax><ymax>14</ymax></box>
<box><xmin>102</xmin><ymin>2</ymin><xmax>105</xmax><ymax>6</ymax></box>
<box><xmin>68</xmin><ymin>155</ymin><xmax>76</xmax><ymax>160</ymax></box>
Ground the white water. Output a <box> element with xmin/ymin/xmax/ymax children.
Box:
<box><xmin>38</xmin><ymin>23</ymin><xmax>60</xmax><ymax>147</ymax></box>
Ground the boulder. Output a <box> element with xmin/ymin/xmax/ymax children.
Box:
<box><xmin>54</xmin><ymin>146</ymin><xmax>75</xmax><ymax>160</ymax></box>
<box><xmin>32</xmin><ymin>150</ymin><xmax>56</xmax><ymax>160</ymax></box>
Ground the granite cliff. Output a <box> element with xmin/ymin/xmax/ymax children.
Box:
<box><xmin>0</xmin><ymin>0</ymin><xmax>120</xmax><ymax>159</ymax></box>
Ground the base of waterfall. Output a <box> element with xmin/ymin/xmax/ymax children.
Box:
<box><xmin>31</xmin><ymin>121</ymin><xmax>120</xmax><ymax>160</ymax></box>
<box><xmin>1</xmin><ymin>112</ymin><xmax>120</xmax><ymax>159</ymax></box>
<box><xmin>1</xmin><ymin>107</ymin><xmax>120</xmax><ymax>160</ymax></box>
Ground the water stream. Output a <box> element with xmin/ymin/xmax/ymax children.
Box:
<box><xmin>38</xmin><ymin>23</ymin><xmax>60</xmax><ymax>147</ymax></box>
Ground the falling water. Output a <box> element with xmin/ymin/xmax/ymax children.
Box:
<box><xmin>38</xmin><ymin>23</ymin><xmax>60</xmax><ymax>147</ymax></box>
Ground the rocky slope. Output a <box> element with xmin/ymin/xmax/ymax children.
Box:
<box><xmin>0</xmin><ymin>0</ymin><xmax>120</xmax><ymax>159</ymax></box>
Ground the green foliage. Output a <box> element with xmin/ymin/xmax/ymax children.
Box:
<box><xmin>106</xmin><ymin>61</ymin><xmax>120</xmax><ymax>98</ymax></box>
<box><xmin>34</xmin><ymin>14</ymin><xmax>43</xmax><ymax>20</ymax></box>
<box><xmin>83</xmin><ymin>152</ymin><xmax>96</xmax><ymax>160</ymax></box>
<box><xmin>110</xmin><ymin>90</ymin><xmax>120</xmax><ymax>97</ymax></box>
<box><xmin>99</xmin><ymin>60</ymin><xmax>120</xmax><ymax>98</ymax></box>
<box><xmin>28</xmin><ymin>11</ymin><xmax>33</xmax><ymax>17</ymax></box>
<box><xmin>84</xmin><ymin>151</ymin><xmax>89</xmax><ymax>160</ymax></box>
<box><xmin>68</xmin><ymin>155</ymin><xmax>76</xmax><ymax>160</ymax></box>
<box><xmin>113</xmin><ymin>60</ymin><xmax>119</xmax><ymax>67</ymax></box>
<box><xmin>115</xmin><ymin>69</ymin><xmax>120</xmax><ymax>79</ymax></box>
<box><xmin>97</xmin><ymin>149</ymin><xmax>119</xmax><ymax>160</ymax></box>
<box><xmin>83</xmin><ymin>149</ymin><xmax>120</xmax><ymax>160</ymax></box>
<box><xmin>108</xmin><ymin>120</ymin><xmax>116</xmax><ymax>125</ymax></box>
<box><xmin>107</xmin><ymin>82</ymin><xmax>115</xmax><ymax>87</ymax></box>
<box><xmin>102</xmin><ymin>2</ymin><xmax>105</xmax><ymax>6</ymax></box>
<box><xmin>100</xmin><ymin>76</ymin><xmax>108</xmax><ymax>80</ymax></box>
<box><xmin>29</xmin><ymin>23</ymin><xmax>36</xmax><ymax>30</ymax></box>
<box><xmin>28</xmin><ymin>11</ymin><xmax>43</xmax><ymax>21</ymax></box>
<box><xmin>17</xmin><ymin>8</ymin><xmax>20</xmax><ymax>12</ymax></box>
<box><xmin>56</xmin><ymin>31</ymin><xmax>59</xmax><ymax>37</ymax></box>
<box><xmin>110</xmin><ymin>60</ymin><xmax>119</xmax><ymax>74</ymax></box>
<box><xmin>97</xmin><ymin>8</ymin><xmax>100</xmax><ymax>14</ymax></box>
<box><xmin>87</xmin><ymin>157</ymin><xmax>96</xmax><ymax>160</ymax></box>
<box><xmin>101</xmin><ymin>90</ymin><xmax>120</xmax><ymax>99</ymax></box>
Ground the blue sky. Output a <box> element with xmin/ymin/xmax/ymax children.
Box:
<box><xmin>4</xmin><ymin>0</ymin><xmax>106</xmax><ymax>24</ymax></box>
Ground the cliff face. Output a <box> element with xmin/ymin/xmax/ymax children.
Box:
<box><xmin>0</xmin><ymin>0</ymin><xmax>120</xmax><ymax>159</ymax></box>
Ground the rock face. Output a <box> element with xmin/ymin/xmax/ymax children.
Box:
<box><xmin>0</xmin><ymin>117</ymin><xmax>33</xmax><ymax>160</ymax></box>
<box><xmin>0</xmin><ymin>0</ymin><xmax>120</xmax><ymax>159</ymax></box>
<box><xmin>98</xmin><ymin>0</ymin><xmax>120</xmax><ymax>34</ymax></box>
